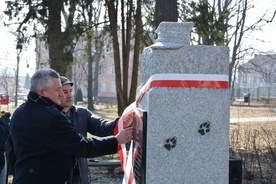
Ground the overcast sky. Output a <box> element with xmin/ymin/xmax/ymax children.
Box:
<box><xmin>0</xmin><ymin>0</ymin><xmax>275</xmax><ymax>76</ymax></box>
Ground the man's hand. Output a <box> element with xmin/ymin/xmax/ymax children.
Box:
<box><xmin>115</xmin><ymin>127</ymin><xmax>133</xmax><ymax>145</ymax></box>
<box><xmin>121</xmin><ymin>111</ymin><xmax>135</xmax><ymax>127</ymax></box>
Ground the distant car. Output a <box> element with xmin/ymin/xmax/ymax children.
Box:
<box><xmin>82</xmin><ymin>97</ymin><xmax>98</xmax><ymax>104</ymax></box>
<box><xmin>83</xmin><ymin>97</ymin><xmax>88</xmax><ymax>103</ymax></box>
<box><xmin>13</xmin><ymin>93</ymin><xmax>27</xmax><ymax>101</ymax></box>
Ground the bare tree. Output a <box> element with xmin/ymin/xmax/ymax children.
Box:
<box><xmin>239</xmin><ymin>54</ymin><xmax>276</xmax><ymax>84</ymax></box>
<box><xmin>105</xmin><ymin>0</ymin><xmax>143</xmax><ymax>115</ymax></box>
<box><xmin>179</xmin><ymin>0</ymin><xmax>275</xmax><ymax>101</ymax></box>
<box><xmin>73</xmin><ymin>0</ymin><xmax>107</xmax><ymax>110</ymax></box>
<box><xmin>0</xmin><ymin>67</ymin><xmax>12</xmax><ymax>95</ymax></box>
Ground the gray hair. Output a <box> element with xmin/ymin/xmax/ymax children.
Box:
<box><xmin>30</xmin><ymin>68</ymin><xmax>60</xmax><ymax>92</ymax></box>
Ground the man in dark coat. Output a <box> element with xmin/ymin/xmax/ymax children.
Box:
<box><xmin>60</xmin><ymin>76</ymin><xmax>134</xmax><ymax>184</ymax></box>
<box><xmin>9</xmin><ymin>68</ymin><xmax>133</xmax><ymax>184</ymax></box>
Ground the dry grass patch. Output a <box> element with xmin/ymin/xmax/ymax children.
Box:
<box><xmin>231</xmin><ymin>107</ymin><xmax>276</xmax><ymax>119</ymax></box>
<box><xmin>91</xmin><ymin>104</ymin><xmax>118</xmax><ymax>121</ymax></box>
<box><xmin>230</xmin><ymin>104</ymin><xmax>276</xmax><ymax>183</ymax></box>
<box><xmin>230</xmin><ymin>122</ymin><xmax>276</xmax><ymax>183</ymax></box>
<box><xmin>231</xmin><ymin>98</ymin><xmax>276</xmax><ymax>118</ymax></box>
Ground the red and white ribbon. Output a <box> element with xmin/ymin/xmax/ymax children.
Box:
<box><xmin>136</xmin><ymin>73</ymin><xmax>228</xmax><ymax>105</ymax></box>
<box><xmin>115</xmin><ymin>102</ymin><xmax>136</xmax><ymax>172</ymax></box>
<box><xmin>116</xmin><ymin>102</ymin><xmax>138</xmax><ymax>184</ymax></box>
<box><xmin>116</xmin><ymin>73</ymin><xmax>229</xmax><ymax>184</ymax></box>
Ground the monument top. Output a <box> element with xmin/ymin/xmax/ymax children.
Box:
<box><xmin>155</xmin><ymin>22</ymin><xmax>194</xmax><ymax>45</ymax></box>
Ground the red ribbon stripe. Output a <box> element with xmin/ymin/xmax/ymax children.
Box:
<box><xmin>136</xmin><ymin>74</ymin><xmax>228</xmax><ymax>106</ymax></box>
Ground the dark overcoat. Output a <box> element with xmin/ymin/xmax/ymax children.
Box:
<box><xmin>0</xmin><ymin>115</ymin><xmax>9</xmax><ymax>171</ymax></box>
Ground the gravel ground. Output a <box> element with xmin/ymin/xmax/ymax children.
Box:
<box><xmin>88</xmin><ymin>166</ymin><xmax>123</xmax><ymax>184</ymax></box>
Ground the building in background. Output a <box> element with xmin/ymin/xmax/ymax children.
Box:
<box><xmin>235</xmin><ymin>54</ymin><xmax>276</xmax><ymax>99</ymax></box>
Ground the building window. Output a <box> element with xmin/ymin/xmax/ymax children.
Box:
<box><xmin>101</xmin><ymin>62</ymin><xmax>106</xmax><ymax>74</ymax></box>
<box><xmin>243</xmin><ymin>73</ymin><xmax>247</xmax><ymax>83</ymax></box>
<box><xmin>112</xmin><ymin>64</ymin><xmax>115</xmax><ymax>74</ymax></box>
<box><xmin>99</xmin><ymin>82</ymin><xmax>106</xmax><ymax>92</ymax></box>
<box><xmin>111</xmin><ymin>82</ymin><xmax>116</xmax><ymax>93</ymax></box>
<box><xmin>253</xmin><ymin>76</ymin><xmax>257</xmax><ymax>84</ymax></box>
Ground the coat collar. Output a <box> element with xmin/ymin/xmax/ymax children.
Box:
<box><xmin>27</xmin><ymin>91</ymin><xmax>64</xmax><ymax>111</ymax></box>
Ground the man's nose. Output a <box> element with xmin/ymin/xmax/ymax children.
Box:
<box><xmin>59</xmin><ymin>90</ymin><xmax>65</xmax><ymax>97</ymax></box>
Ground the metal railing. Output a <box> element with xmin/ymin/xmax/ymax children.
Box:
<box><xmin>233</xmin><ymin>85</ymin><xmax>276</xmax><ymax>100</ymax></box>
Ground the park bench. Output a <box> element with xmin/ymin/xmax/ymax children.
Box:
<box><xmin>88</xmin><ymin>158</ymin><xmax>120</xmax><ymax>167</ymax></box>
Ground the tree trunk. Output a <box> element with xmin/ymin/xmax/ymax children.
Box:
<box><xmin>48</xmin><ymin>0</ymin><xmax>67</xmax><ymax>75</ymax></box>
<box><xmin>155</xmin><ymin>0</ymin><xmax>178</xmax><ymax>28</ymax></box>
<box><xmin>92</xmin><ymin>37</ymin><xmax>103</xmax><ymax>105</ymax></box>
<box><xmin>129</xmin><ymin>0</ymin><xmax>142</xmax><ymax>103</ymax></box>
<box><xmin>87</xmin><ymin>33</ymin><xmax>95</xmax><ymax>111</ymax></box>
<box><xmin>93</xmin><ymin>57</ymin><xmax>100</xmax><ymax>102</ymax></box>
<box><xmin>106</xmin><ymin>0</ymin><xmax>142</xmax><ymax>115</ymax></box>
<box><xmin>106</xmin><ymin>0</ymin><xmax>125</xmax><ymax>115</ymax></box>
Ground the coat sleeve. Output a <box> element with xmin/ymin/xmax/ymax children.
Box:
<box><xmin>81</xmin><ymin>108</ymin><xmax>119</xmax><ymax>137</ymax></box>
<box><xmin>7</xmin><ymin>136</ymin><xmax>15</xmax><ymax>174</ymax></box>
<box><xmin>0</xmin><ymin>119</ymin><xmax>8</xmax><ymax>171</ymax></box>
<box><xmin>47</xmin><ymin>113</ymin><xmax>118</xmax><ymax>158</ymax></box>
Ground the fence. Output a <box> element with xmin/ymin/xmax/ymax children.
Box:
<box><xmin>233</xmin><ymin>85</ymin><xmax>276</xmax><ymax>100</ymax></box>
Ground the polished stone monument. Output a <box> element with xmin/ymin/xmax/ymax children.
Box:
<box><xmin>136</xmin><ymin>22</ymin><xmax>230</xmax><ymax>184</ymax></box>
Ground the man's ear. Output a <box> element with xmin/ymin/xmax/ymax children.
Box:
<box><xmin>37</xmin><ymin>89</ymin><xmax>44</xmax><ymax>96</ymax></box>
